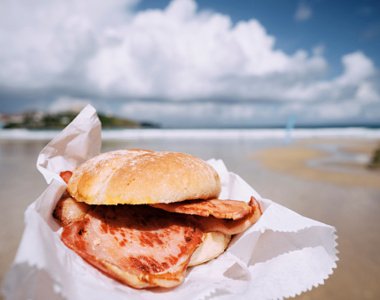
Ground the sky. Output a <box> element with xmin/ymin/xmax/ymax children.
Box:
<box><xmin>0</xmin><ymin>0</ymin><xmax>379</xmax><ymax>128</ymax></box>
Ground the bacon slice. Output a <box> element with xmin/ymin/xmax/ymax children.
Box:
<box><xmin>60</xmin><ymin>205</ymin><xmax>204</xmax><ymax>289</ymax></box>
<box><xmin>189</xmin><ymin>197</ymin><xmax>262</xmax><ymax>235</ymax></box>
<box><xmin>60</xmin><ymin>171</ymin><xmax>73</xmax><ymax>184</ymax></box>
<box><xmin>151</xmin><ymin>199</ymin><xmax>252</xmax><ymax>220</ymax></box>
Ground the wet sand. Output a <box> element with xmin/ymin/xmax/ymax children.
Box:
<box><xmin>253</xmin><ymin>139</ymin><xmax>380</xmax><ymax>187</ymax></box>
<box><xmin>252</xmin><ymin>139</ymin><xmax>380</xmax><ymax>299</ymax></box>
<box><xmin>1</xmin><ymin>137</ymin><xmax>380</xmax><ymax>299</ymax></box>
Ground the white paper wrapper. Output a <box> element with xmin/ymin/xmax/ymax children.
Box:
<box><xmin>2</xmin><ymin>105</ymin><xmax>338</xmax><ymax>300</ymax></box>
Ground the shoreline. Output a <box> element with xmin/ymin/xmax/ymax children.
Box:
<box><xmin>1</xmin><ymin>127</ymin><xmax>380</xmax><ymax>141</ymax></box>
<box><xmin>252</xmin><ymin>139</ymin><xmax>380</xmax><ymax>188</ymax></box>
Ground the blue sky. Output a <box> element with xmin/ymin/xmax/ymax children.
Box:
<box><xmin>0</xmin><ymin>0</ymin><xmax>379</xmax><ymax>127</ymax></box>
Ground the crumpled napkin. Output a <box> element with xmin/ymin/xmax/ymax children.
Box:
<box><xmin>2</xmin><ymin>105</ymin><xmax>338</xmax><ymax>300</ymax></box>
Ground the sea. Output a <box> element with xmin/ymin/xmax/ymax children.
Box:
<box><xmin>2</xmin><ymin>127</ymin><xmax>379</xmax><ymax>170</ymax></box>
<box><xmin>1</xmin><ymin>127</ymin><xmax>380</xmax><ymax>141</ymax></box>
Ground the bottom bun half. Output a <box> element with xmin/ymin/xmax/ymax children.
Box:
<box><xmin>189</xmin><ymin>232</ymin><xmax>231</xmax><ymax>267</ymax></box>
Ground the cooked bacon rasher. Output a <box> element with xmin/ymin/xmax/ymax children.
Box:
<box><xmin>58</xmin><ymin>200</ymin><xmax>204</xmax><ymax>289</ymax></box>
<box><xmin>189</xmin><ymin>197</ymin><xmax>262</xmax><ymax>235</ymax></box>
<box><xmin>151</xmin><ymin>198</ymin><xmax>253</xmax><ymax>220</ymax></box>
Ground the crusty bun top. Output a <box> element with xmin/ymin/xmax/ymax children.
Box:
<box><xmin>67</xmin><ymin>149</ymin><xmax>221</xmax><ymax>205</ymax></box>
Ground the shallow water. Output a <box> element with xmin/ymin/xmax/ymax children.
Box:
<box><xmin>307</xmin><ymin>143</ymin><xmax>371</xmax><ymax>174</ymax></box>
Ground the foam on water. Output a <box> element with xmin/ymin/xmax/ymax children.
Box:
<box><xmin>1</xmin><ymin>128</ymin><xmax>380</xmax><ymax>141</ymax></box>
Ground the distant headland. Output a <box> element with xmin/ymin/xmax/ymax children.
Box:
<box><xmin>0</xmin><ymin>111</ymin><xmax>160</xmax><ymax>129</ymax></box>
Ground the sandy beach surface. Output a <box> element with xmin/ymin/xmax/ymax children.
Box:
<box><xmin>1</xmin><ymin>137</ymin><xmax>380</xmax><ymax>299</ymax></box>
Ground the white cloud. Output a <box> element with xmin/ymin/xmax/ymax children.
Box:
<box><xmin>0</xmin><ymin>0</ymin><xmax>137</xmax><ymax>89</ymax></box>
<box><xmin>121</xmin><ymin>101</ymin><xmax>267</xmax><ymax>127</ymax></box>
<box><xmin>49</xmin><ymin>96</ymin><xmax>92</xmax><ymax>113</ymax></box>
<box><xmin>0</xmin><ymin>0</ymin><xmax>379</xmax><ymax>126</ymax></box>
<box><xmin>85</xmin><ymin>0</ymin><xmax>328</xmax><ymax>100</ymax></box>
<box><xmin>294</xmin><ymin>2</ymin><xmax>312</xmax><ymax>22</ymax></box>
<box><xmin>336</xmin><ymin>52</ymin><xmax>376</xmax><ymax>85</ymax></box>
<box><xmin>275</xmin><ymin>51</ymin><xmax>379</xmax><ymax>104</ymax></box>
<box><xmin>0</xmin><ymin>0</ymin><xmax>327</xmax><ymax>99</ymax></box>
<box><xmin>356</xmin><ymin>82</ymin><xmax>379</xmax><ymax>104</ymax></box>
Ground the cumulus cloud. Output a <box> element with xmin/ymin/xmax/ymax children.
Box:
<box><xmin>85</xmin><ymin>0</ymin><xmax>327</xmax><ymax>100</ymax></box>
<box><xmin>49</xmin><ymin>96</ymin><xmax>92</xmax><ymax>113</ymax></box>
<box><xmin>0</xmin><ymin>0</ymin><xmax>137</xmax><ymax>89</ymax></box>
<box><xmin>121</xmin><ymin>101</ymin><xmax>263</xmax><ymax>127</ymax></box>
<box><xmin>0</xmin><ymin>0</ymin><xmax>379</xmax><ymax>126</ymax></box>
<box><xmin>294</xmin><ymin>2</ymin><xmax>312</xmax><ymax>22</ymax></box>
<box><xmin>0</xmin><ymin>0</ymin><xmax>327</xmax><ymax>99</ymax></box>
<box><xmin>281</xmin><ymin>52</ymin><xmax>378</xmax><ymax>102</ymax></box>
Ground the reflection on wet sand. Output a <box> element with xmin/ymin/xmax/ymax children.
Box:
<box><xmin>253</xmin><ymin>139</ymin><xmax>380</xmax><ymax>188</ymax></box>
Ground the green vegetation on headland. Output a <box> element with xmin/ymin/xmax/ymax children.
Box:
<box><xmin>2</xmin><ymin>111</ymin><xmax>159</xmax><ymax>129</ymax></box>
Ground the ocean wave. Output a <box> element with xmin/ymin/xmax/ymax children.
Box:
<box><xmin>1</xmin><ymin>128</ymin><xmax>380</xmax><ymax>141</ymax></box>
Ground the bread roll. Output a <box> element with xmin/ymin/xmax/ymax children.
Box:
<box><xmin>67</xmin><ymin>149</ymin><xmax>221</xmax><ymax>205</ymax></box>
<box><xmin>189</xmin><ymin>232</ymin><xmax>231</xmax><ymax>266</ymax></box>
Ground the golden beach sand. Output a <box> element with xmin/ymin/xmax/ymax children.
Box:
<box><xmin>252</xmin><ymin>138</ymin><xmax>380</xmax><ymax>300</ymax></box>
<box><xmin>252</xmin><ymin>138</ymin><xmax>380</xmax><ymax>188</ymax></box>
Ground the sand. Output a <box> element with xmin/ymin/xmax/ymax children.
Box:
<box><xmin>252</xmin><ymin>138</ymin><xmax>380</xmax><ymax>300</ymax></box>
<box><xmin>252</xmin><ymin>138</ymin><xmax>380</xmax><ymax>188</ymax></box>
<box><xmin>1</xmin><ymin>137</ymin><xmax>380</xmax><ymax>299</ymax></box>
